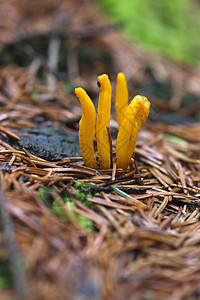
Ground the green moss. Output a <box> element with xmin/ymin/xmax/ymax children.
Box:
<box><xmin>98</xmin><ymin>0</ymin><xmax>200</xmax><ymax>64</ymax></box>
<box><xmin>0</xmin><ymin>260</ymin><xmax>12</xmax><ymax>289</ymax></box>
<box><xmin>39</xmin><ymin>186</ymin><xmax>96</xmax><ymax>231</ymax></box>
<box><xmin>74</xmin><ymin>181</ymin><xmax>99</xmax><ymax>206</ymax></box>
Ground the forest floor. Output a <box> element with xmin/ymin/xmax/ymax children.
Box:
<box><xmin>1</xmin><ymin>1</ymin><xmax>200</xmax><ymax>300</ymax></box>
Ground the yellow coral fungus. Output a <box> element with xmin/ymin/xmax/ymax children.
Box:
<box><xmin>75</xmin><ymin>73</ymin><xmax>150</xmax><ymax>173</ymax></box>
<box><xmin>96</xmin><ymin>74</ymin><xmax>112</xmax><ymax>169</ymax></box>
<box><xmin>115</xmin><ymin>72</ymin><xmax>128</xmax><ymax>128</ymax></box>
<box><xmin>75</xmin><ymin>87</ymin><xmax>98</xmax><ymax>169</ymax></box>
<box><xmin>116</xmin><ymin>95</ymin><xmax>150</xmax><ymax>172</ymax></box>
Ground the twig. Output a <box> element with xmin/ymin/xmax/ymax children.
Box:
<box><xmin>47</xmin><ymin>37</ymin><xmax>61</xmax><ymax>91</ymax></box>
<box><xmin>0</xmin><ymin>187</ymin><xmax>28</xmax><ymax>300</ymax></box>
<box><xmin>0</xmin><ymin>125</ymin><xmax>20</xmax><ymax>141</ymax></box>
<box><xmin>4</xmin><ymin>24</ymin><xmax>119</xmax><ymax>47</ymax></box>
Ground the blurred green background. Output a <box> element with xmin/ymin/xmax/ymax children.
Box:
<box><xmin>98</xmin><ymin>0</ymin><xmax>200</xmax><ymax>65</ymax></box>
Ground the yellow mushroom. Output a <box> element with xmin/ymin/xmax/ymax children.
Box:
<box><xmin>115</xmin><ymin>72</ymin><xmax>128</xmax><ymax>128</ymax></box>
<box><xmin>116</xmin><ymin>95</ymin><xmax>150</xmax><ymax>172</ymax></box>
<box><xmin>75</xmin><ymin>87</ymin><xmax>98</xmax><ymax>169</ymax></box>
<box><xmin>96</xmin><ymin>74</ymin><xmax>112</xmax><ymax>169</ymax></box>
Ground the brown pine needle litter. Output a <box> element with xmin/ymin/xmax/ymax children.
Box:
<box><xmin>0</xmin><ymin>65</ymin><xmax>199</xmax><ymax>300</ymax></box>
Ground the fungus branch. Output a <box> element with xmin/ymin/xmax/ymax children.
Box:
<box><xmin>96</xmin><ymin>74</ymin><xmax>112</xmax><ymax>169</ymax></box>
<box><xmin>75</xmin><ymin>87</ymin><xmax>98</xmax><ymax>169</ymax></box>
<box><xmin>116</xmin><ymin>95</ymin><xmax>150</xmax><ymax>173</ymax></box>
<box><xmin>115</xmin><ymin>72</ymin><xmax>128</xmax><ymax>128</ymax></box>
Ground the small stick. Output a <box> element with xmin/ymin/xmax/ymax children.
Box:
<box><xmin>133</xmin><ymin>156</ymin><xmax>142</xmax><ymax>185</ymax></box>
<box><xmin>47</xmin><ymin>37</ymin><xmax>61</xmax><ymax>91</ymax></box>
<box><xmin>0</xmin><ymin>188</ymin><xmax>28</xmax><ymax>299</ymax></box>
<box><xmin>0</xmin><ymin>125</ymin><xmax>20</xmax><ymax>141</ymax></box>
<box><xmin>111</xmin><ymin>159</ymin><xmax>117</xmax><ymax>181</ymax></box>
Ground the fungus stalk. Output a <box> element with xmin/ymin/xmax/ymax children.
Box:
<box><xmin>96</xmin><ymin>74</ymin><xmax>112</xmax><ymax>169</ymax></box>
<box><xmin>75</xmin><ymin>87</ymin><xmax>98</xmax><ymax>169</ymax></box>
<box><xmin>116</xmin><ymin>95</ymin><xmax>150</xmax><ymax>172</ymax></box>
<box><xmin>115</xmin><ymin>72</ymin><xmax>128</xmax><ymax>128</ymax></box>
